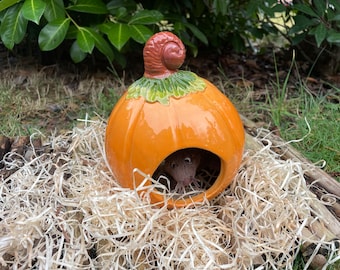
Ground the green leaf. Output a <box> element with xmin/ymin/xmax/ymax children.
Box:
<box><xmin>329</xmin><ymin>0</ymin><xmax>340</xmax><ymax>10</ymax></box>
<box><xmin>89</xmin><ymin>30</ymin><xmax>114</xmax><ymax>61</ymax></box>
<box><xmin>38</xmin><ymin>18</ymin><xmax>70</xmax><ymax>51</ymax></box>
<box><xmin>0</xmin><ymin>0</ymin><xmax>21</xmax><ymax>12</ymax></box>
<box><xmin>67</xmin><ymin>0</ymin><xmax>107</xmax><ymax>14</ymax></box>
<box><xmin>77</xmin><ymin>27</ymin><xmax>95</xmax><ymax>53</ymax></box>
<box><xmin>330</xmin><ymin>14</ymin><xmax>340</xmax><ymax>21</ymax></box>
<box><xmin>270</xmin><ymin>3</ymin><xmax>286</xmax><ymax>13</ymax></box>
<box><xmin>291</xmin><ymin>32</ymin><xmax>307</xmax><ymax>45</ymax></box>
<box><xmin>231</xmin><ymin>33</ymin><xmax>245</xmax><ymax>53</ymax></box>
<box><xmin>65</xmin><ymin>24</ymin><xmax>78</xmax><ymax>39</ymax></box>
<box><xmin>128</xmin><ymin>9</ymin><xmax>163</xmax><ymax>25</ymax></box>
<box><xmin>21</xmin><ymin>0</ymin><xmax>46</xmax><ymax>24</ymax></box>
<box><xmin>313</xmin><ymin>0</ymin><xmax>326</xmax><ymax>17</ymax></box>
<box><xmin>44</xmin><ymin>0</ymin><xmax>65</xmax><ymax>22</ymax></box>
<box><xmin>293</xmin><ymin>4</ymin><xmax>318</xmax><ymax>17</ymax></box>
<box><xmin>114</xmin><ymin>7</ymin><xmax>127</xmax><ymax>19</ymax></box>
<box><xmin>249</xmin><ymin>27</ymin><xmax>266</xmax><ymax>39</ymax></box>
<box><xmin>107</xmin><ymin>0</ymin><xmax>136</xmax><ymax>15</ymax></box>
<box><xmin>107</xmin><ymin>0</ymin><xmax>136</xmax><ymax>10</ymax></box>
<box><xmin>313</xmin><ymin>23</ymin><xmax>327</xmax><ymax>47</ymax></box>
<box><xmin>327</xmin><ymin>32</ymin><xmax>340</xmax><ymax>43</ymax></box>
<box><xmin>289</xmin><ymin>15</ymin><xmax>317</xmax><ymax>34</ymax></box>
<box><xmin>112</xmin><ymin>48</ymin><xmax>126</xmax><ymax>68</ymax></box>
<box><xmin>184</xmin><ymin>23</ymin><xmax>208</xmax><ymax>45</ymax></box>
<box><xmin>0</xmin><ymin>4</ymin><xmax>28</xmax><ymax>49</ymax></box>
<box><xmin>70</xmin><ymin>40</ymin><xmax>87</xmax><ymax>63</ymax></box>
<box><xmin>107</xmin><ymin>23</ymin><xmax>130</xmax><ymax>50</ymax></box>
<box><xmin>129</xmin><ymin>24</ymin><xmax>153</xmax><ymax>43</ymax></box>
<box><xmin>212</xmin><ymin>0</ymin><xmax>228</xmax><ymax>16</ymax></box>
<box><xmin>97</xmin><ymin>22</ymin><xmax>111</xmax><ymax>34</ymax></box>
<box><xmin>260</xmin><ymin>2</ymin><xmax>286</xmax><ymax>18</ymax></box>
<box><xmin>181</xmin><ymin>36</ymin><xmax>198</xmax><ymax>57</ymax></box>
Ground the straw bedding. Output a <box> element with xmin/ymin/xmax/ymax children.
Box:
<box><xmin>0</xmin><ymin>118</ymin><xmax>339</xmax><ymax>269</ymax></box>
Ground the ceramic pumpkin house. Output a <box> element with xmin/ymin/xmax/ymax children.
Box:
<box><xmin>105</xmin><ymin>31</ymin><xmax>245</xmax><ymax>208</ymax></box>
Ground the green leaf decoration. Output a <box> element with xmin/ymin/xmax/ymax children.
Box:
<box><xmin>21</xmin><ymin>0</ymin><xmax>46</xmax><ymax>24</ymax></box>
<box><xmin>44</xmin><ymin>0</ymin><xmax>65</xmax><ymax>22</ymax></box>
<box><xmin>70</xmin><ymin>40</ymin><xmax>87</xmax><ymax>63</ymax></box>
<box><xmin>107</xmin><ymin>23</ymin><xmax>130</xmax><ymax>50</ymax></box>
<box><xmin>129</xmin><ymin>24</ymin><xmax>153</xmax><ymax>43</ymax></box>
<box><xmin>0</xmin><ymin>0</ymin><xmax>21</xmax><ymax>12</ymax></box>
<box><xmin>77</xmin><ymin>27</ymin><xmax>95</xmax><ymax>53</ymax></box>
<box><xmin>38</xmin><ymin>18</ymin><xmax>70</xmax><ymax>51</ymax></box>
<box><xmin>314</xmin><ymin>24</ymin><xmax>327</xmax><ymax>47</ymax></box>
<box><xmin>127</xmin><ymin>71</ymin><xmax>206</xmax><ymax>105</ymax></box>
<box><xmin>67</xmin><ymin>0</ymin><xmax>107</xmax><ymax>14</ymax></box>
<box><xmin>0</xmin><ymin>4</ymin><xmax>28</xmax><ymax>49</ymax></box>
<box><xmin>128</xmin><ymin>9</ymin><xmax>163</xmax><ymax>25</ymax></box>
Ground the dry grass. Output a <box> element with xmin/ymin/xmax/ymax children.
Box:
<box><xmin>0</xmin><ymin>118</ymin><xmax>338</xmax><ymax>269</ymax></box>
<box><xmin>0</xmin><ymin>67</ymin><xmax>126</xmax><ymax>136</ymax></box>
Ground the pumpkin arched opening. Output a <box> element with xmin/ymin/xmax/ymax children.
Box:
<box><xmin>152</xmin><ymin>147</ymin><xmax>221</xmax><ymax>197</ymax></box>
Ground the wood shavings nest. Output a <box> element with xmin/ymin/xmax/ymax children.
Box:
<box><xmin>0</xmin><ymin>119</ymin><xmax>339</xmax><ymax>269</ymax></box>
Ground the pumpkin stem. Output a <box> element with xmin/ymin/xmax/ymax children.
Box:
<box><xmin>143</xmin><ymin>31</ymin><xmax>186</xmax><ymax>79</ymax></box>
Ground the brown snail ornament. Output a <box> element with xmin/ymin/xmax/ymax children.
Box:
<box><xmin>105</xmin><ymin>31</ymin><xmax>245</xmax><ymax>208</ymax></box>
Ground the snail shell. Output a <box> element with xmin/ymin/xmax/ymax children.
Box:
<box><xmin>143</xmin><ymin>31</ymin><xmax>186</xmax><ymax>79</ymax></box>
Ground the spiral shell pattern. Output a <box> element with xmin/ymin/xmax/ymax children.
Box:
<box><xmin>143</xmin><ymin>31</ymin><xmax>186</xmax><ymax>79</ymax></box>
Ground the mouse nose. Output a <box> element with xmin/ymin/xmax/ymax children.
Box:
<box><xmin>182</xmin><ymin>177</ymin><xmax>192</xmax><ymax>186</ymax></box>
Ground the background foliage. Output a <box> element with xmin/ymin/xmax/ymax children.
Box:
<box><xmin>0</xmin><ymin>0</ymin><xmax>339</xmax><ymax>71</ymax></box>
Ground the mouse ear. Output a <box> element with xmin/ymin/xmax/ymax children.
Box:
<box><xmin>184</xmin><ymin>157</ymin><xmax>192</xmax><ymax>164</ymax></box>
<box><xmin>160</xmin><ymin>160</ymin><xmax>166</xmax><ymax>166</ymax></box>
<box><xmin>170</xmin><ymin>161</ymin><xmax>177</xmax><ymax>169</ymax></box>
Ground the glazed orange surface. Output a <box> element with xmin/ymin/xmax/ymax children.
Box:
<box><xmin>105</xmin><ymin>78</ymin><xmax>245</xmax><ymax>208</ymax></box>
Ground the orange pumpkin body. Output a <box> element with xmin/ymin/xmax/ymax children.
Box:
<box><xmin>105</xmin><ymin>32</ymin><xmax>244</xmax><ymax>208</ymax></box>
<box><xmin>105</xmin><ymin>78</ymin><xmax>244</xmax><ymax>208</ymax></box>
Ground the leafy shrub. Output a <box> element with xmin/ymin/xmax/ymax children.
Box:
<box><xmin>284</xmin><ymin>0</ymin><xmax>340</xmax><ymax>47</ymax></box>
<box><xmin>0</xmin><ymin>0</ymin><xmax>267</xmax><ymax>66</ymax></box>
<box><xmin>259</xmin><ymin>0</ymin><xmax>340</xmax><ymax>74</ymax></box>
<box><xmin>0</xmin><ymin>0</ymin><xmax>209</xmax><ymax>66</ymax></box>
<box><xmin>0</xmin><ymin>0</ymin><xmax>159</xmax><ymax>66</ymax></box>
<box><xmin>0</xmin><ymin>0</ymin><xmax>339</xmax><ymax>68</ymax></box>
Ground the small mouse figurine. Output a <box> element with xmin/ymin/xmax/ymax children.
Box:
<box><xmin>154</xmin><ymin>148</ymin><xmax>221</xmax><ymax>192</ymax></box>
<box><xmin>162</xmin><ymin>148</ymin><xmax>201</xmax><ymax>189</ymax></box>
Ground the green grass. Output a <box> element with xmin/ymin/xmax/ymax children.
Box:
<box><xmin>281</xmin><ymin>94</ymin><xmax>339</xmax><ymax>176</ymax></box>
<box><xmin>221</xmin><ymin>51</ymin><xmax>340</xmax><ymax>182</ymax></box>
<box><xmin>260</xmin><ymin>76</ymin><xmax>340</xmax><ymax>181</ymax></box>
